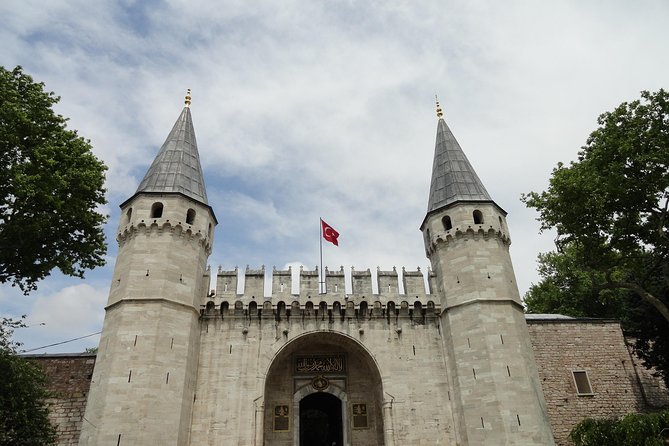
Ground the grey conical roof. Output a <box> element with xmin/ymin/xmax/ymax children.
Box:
<box><xmin>136</xmin><ymin>106</ymin><xmax>208</xmax><ymax>204</ymax></box>
<box><xmin>426</xmin><ymin>118</ymin><xmax>491</xmax><ymax>213</ymax></box>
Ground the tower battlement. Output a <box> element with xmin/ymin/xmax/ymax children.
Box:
<box><xmin>209</xmin><ymin>265</ymin><xmax>435</xmax><ymax>304</ymax></box>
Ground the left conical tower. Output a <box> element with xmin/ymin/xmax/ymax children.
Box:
<box><xmin>80</xmin><ymin>92</ymin><xmax>217</xmax><ymax>446</ymax></box>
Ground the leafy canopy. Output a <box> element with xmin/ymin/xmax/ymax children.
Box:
<box><xmin>524</xmin><ymin>243</ymin><xmax>669</xmax><ymax>386</ymax></box>
<box><xmin>0</xmin><ymin>66</ymin><xmax>107</xmax><ymax>293</ymax></box>
<box><xmin>0</xmin><ymin>317</ymin><xmax>56</xmax><ymax>445</ymax></box>
<box><xmin>522</xmin><ymin>89</ymin><xmax>669</xmax><ymax>323</ymax></box>
<box><xmin>570</xmin><ymin>410</ymin><xmax>669</xmax><ymax>446</ymax></box>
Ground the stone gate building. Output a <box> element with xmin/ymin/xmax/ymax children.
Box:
<box><xmin>62</xmin><ymin>94</ymin><xmax>665</xmax><ymax>445</ymax></box>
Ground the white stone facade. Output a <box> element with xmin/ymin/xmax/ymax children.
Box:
<box><xmin>79</xmin><ymin>105</ymin><xmax>557</xmax><ymax>445</ymax></box>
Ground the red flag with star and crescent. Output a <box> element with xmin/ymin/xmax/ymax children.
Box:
<box><xmin>321</xmin><ymin>219</ymin><xmax>340</xmax><ymax>246</ymax></box>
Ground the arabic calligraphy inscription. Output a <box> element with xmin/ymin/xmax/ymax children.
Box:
<box><xmin>295</xmin><ymin>355</ymin><xmax>346</xmax><ymax>374</ymax></box>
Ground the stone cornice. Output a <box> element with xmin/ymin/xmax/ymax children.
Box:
<box><xmin>425</xmin><ymin>226</ymin><xmax>511</xmax><ymax>255</ymax></box>
<box><xmin>105</xmin><ymin>297</ymin><xmax>200</xmax><ymax>316</ymax></box>
<box><xmin>117</xmin><ymin>220</ymin><xmax>212</xmax><ymax>254</ymax></box>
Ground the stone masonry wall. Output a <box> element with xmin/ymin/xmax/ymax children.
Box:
<box><xmin>192</xmin><ymin>265</ymin><xmax>454</xmax><ymax>446</ymax></box>
<box><xmin>527</xmin><ymin>319</ymin><xmax>646</xmax><ymax>446</ymax></box>
<box><xmin>625</xmin><ymin>341</ymin><xmax>669</xmax><ymax>409</ymax></box>
<box><xmin>25</xmin><ymin>353</ymin><xmax>96</xmax><ymax>446</ymax></box>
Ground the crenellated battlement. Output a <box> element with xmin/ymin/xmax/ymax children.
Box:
<box><xmin>203</xmin><ymin>265</ymin><xmax>440</xmax><ymax>318</ymax></box>
<box><xmin>117</xmin><ymin>220</ymin><xmax>214</xmax><ymax>253</ymax></box>
<box><xmin>424</xmin><ymin>225</ymin><xmax>510</xmax><ymax>255</ymax></box>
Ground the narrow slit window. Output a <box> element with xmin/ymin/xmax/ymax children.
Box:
<box><xmin>126</xmin><ymin>208</ymin><xmax>132</xmax><ymax>224</ymax></box>
<box><xmin>572</xmin><ymin>370</ymin><xmax>594</xmax><ymax>395</ymax></box>
<box><xmin>151</xmin><ymin>202</ymin><xmax>164</xmax><ymax>218</ymax></box>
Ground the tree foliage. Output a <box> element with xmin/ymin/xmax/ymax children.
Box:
<box><xmin>522</xmin><ymin>89</ymin><xmax>669</xmax><ymax>323</ymax></box>
<box><xmin>0</xmin><ymin>66</ymin><xmax>107</xmax><ymax>293</ymax></box>
<box><xmin>570</xmin><ymin>410</ymin><xmax>669</xmax><ymax>446</ymax></box>
<box><xmin>523</xmin><ymin>89</ymin><xmax>669</xmax><ymax>384</ymax></box>
<box><xmin>524</xmin><ymin>244</ymin><xmax>630</xmax><ymax>318</ymax></box>
<box><xmin>524</xmin><ymin>244</ymin><xmax>669</xmax><ymax>385</ymax></box>
<box><xmin>0</xmin><ymin>316</ymin><xmax>56</xmax><ymax>445</ymax></box>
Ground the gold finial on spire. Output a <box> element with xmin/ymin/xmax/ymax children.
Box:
<box><xmin>184</xmin><ymin>89</ymin><xmax>192</xmax><ymax>107</ymax></box>
<box><xmin>435</xmin><ymin>95</ymin><xmax>443</xmax><ymax>119</ymax></box>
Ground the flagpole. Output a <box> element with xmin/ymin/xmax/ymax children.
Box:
<box><xmin>319</xmin><ymin>218</ymin><xmax>324</xmax><ymax>294</ymax></box>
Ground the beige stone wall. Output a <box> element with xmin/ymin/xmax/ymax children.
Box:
<box><xmin>527</xmin><ymin>319</ymin><xmax>646</xmax><ymax>446</ymax></box>
<box><xmin>625</xmin><ymin>341</ymin><xmax>669</xmax><ymax>410</ymax></box>
<box><xmin>26</xmin><ymin>354</ymin><xmax>95</xmax><ymax>445</ymax></box>
<box><xmin>190</xmin><ymin>283</ymin><xmax>456</xmax><ymax>446</ymax></box>
<box><xmin>424</xmin><ymin>202</ymin><xmax>555</xmax><ymax>446</ymax></box>
<box><xmin>79</xmin><ymin>301</ymin><xmax>202</xmax><ymax>445</ymax></box>
<box><xmin>79</xmin><ymin>192</ymin><xmax>215</xmax><ymax>446</ymax></box>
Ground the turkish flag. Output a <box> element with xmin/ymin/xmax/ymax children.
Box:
<box><xmin>321</xmin><ymin>219</ymin><xmax>340</xmax><ymax>246</ymax></box>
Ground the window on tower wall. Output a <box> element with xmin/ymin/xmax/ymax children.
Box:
<box><xmin>151</xmin><ymin>202</ymin><xmax>164</xmax><ymax>218</ymax></box>
<box><xmin>442</xmin><ymin>215</ymin><xmax>453</xmax><ymax>230</ymax></box>
<box><xmin>572</xmin><ymin>370</ymin><xmax>594</xmax><ymax>395</ymax></box>
<box><xmin>473</xmin><ymin>210</ymin><xmax>484</xmax><ymax>225</ymax></box>
<box><xmin>126</xmin><ymin>208</ymin><xmax>132</xmax><ymax>224</ymax></box>
<box><xmin>186</xmin><ymin>208</ymin><xmax>196</xmax><ymax>225</ymax></box>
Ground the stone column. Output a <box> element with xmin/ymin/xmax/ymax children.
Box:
<box><xmin>382</xmin><ymin>400</ymin><xmax>395</xmax><ymax>446</ymax></box>
<box><xmin>254</xmin><ymin>400</ymin><xmax>264</xmax><ymax>446</ymax></box>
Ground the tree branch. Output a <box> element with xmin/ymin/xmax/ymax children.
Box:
<box><xmin>598</xmin><ymin>279</ymin><xmax>669</xmax><ymax>325</ymax></box>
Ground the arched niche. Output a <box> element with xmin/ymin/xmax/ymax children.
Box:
<box><xmin>262</xmin><ymin>331</ymin><xmax>386</xmax><ymax>446</ymax></box>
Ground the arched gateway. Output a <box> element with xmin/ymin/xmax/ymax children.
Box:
<box><xmin>262</xmin><ymin>332</ymin><xmax>386</xmax><ymax>446</ymax></box>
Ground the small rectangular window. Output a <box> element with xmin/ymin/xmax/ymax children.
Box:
<box><xmin>572</xmin><ymin>370</ymin><xmax>594</xmax><ymax>395</ymax></box>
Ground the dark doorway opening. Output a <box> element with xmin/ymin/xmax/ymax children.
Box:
<box><xmin>299</xmin><ymin>392</ymin><xmax>343</xmax><ymax>446</ymax></box>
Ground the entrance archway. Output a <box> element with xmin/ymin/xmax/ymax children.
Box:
<box><xmin>262</xmin><ymin>331</ymin><xmax>385</xmax><ymax>446</ymax></box>
<box><xmin>300</xmin><ymin>392</ymin><xmax>343</xmax><ymax>446</ymax></box>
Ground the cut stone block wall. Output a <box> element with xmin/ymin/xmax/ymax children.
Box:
<box><xmin>29</xmin><ymin>316</ymin><xmax>669</xmax><ymax>446</ymax></box>
<box><xmin>527</xmin><ymin>318</ymin><xmax>646</xmax><ymax>446</ymax></box>
<box><xmin>25</xmin><ymin>353</ymin><xmax>96</xmax><ymax>445</ymax></box>
<box><xmin>625</xmin><ymin>341</ymin><xmax>669</xmax><ymax>410</ymax></box>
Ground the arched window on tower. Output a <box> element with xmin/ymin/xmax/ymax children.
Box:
<box><xmin>186</xmin><ymin>208</ymin><xmax>196</xmax><ymax>225</ymax></box>
<box><xmin>473</xmin><ymin>210</ymin><xmax>484</xmax><ymax>225</ymax></box>
<box><xmin>359</xmin><ymin>301</ymin><xmax>368</xmax><ymax>319</ymax></box>
<box><xmin>151</xmin><ymin>202</ymin><xmax>164</xmax><ymax>218</ymax></box>
<box><xmin>442</xmin><ymin>215</ymin><xmax>453</xmax><ymax>230</ymax></box>
<box><xmin>126</xmin><ymin>208</ymin><xmax>132</xmax><ymax>224</ymax></box>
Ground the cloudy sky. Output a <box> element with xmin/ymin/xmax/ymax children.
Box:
<box><xmin>1</xmin><ymin>1</ymin><xmax>668</xmax><ymax>353</ymax></box>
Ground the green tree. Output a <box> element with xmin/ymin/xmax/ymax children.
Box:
<box><xmin>0</xmin><ymin>316</ymin><xmax>56</xmax><ymax>445</ymax></box>
<box><xmin>523</xmin><ymin>89</ymin><xmax>669</xmax><ymax>384</ymax></box>
<box><xmin>524</xmin><ymin>245</ymin><xmax>669</xmax><ymax>385</ymax></box>
<box><xmin>569</xmin><ymin>410</ymin><xmax>669</xmax><ymax>446</ymax></box>
<box><xmin>522</xmin><ymin>89</ymin><xmax>669</xmax><ymax>324</ymax></box>
<box><xmin>524</xmin><ymin>244</ymin><xmax>630</xmax><ymax>318</ymax></box>
<box><xmin>0</xmin><ymin>66</ymin><xmax>107</xmax><ymax>293</ymax></box>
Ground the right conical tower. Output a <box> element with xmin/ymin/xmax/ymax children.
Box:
<box><xmin>421</xmin><ymin>101</ymin><xmax>555</xmax><ymax>445</ymax></box>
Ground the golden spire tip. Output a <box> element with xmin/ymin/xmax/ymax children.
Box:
<box><xmin>185</xmin><ymin>89</ymin><xmax>192</xmax><ymax>107</ymax></box>
<box><xmin>435</xmin><ymin>94</ymin><xmax>443</xmax><ymax>119</ymax></box>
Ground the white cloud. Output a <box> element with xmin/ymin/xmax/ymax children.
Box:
<box><xmin>2</xmin><ymin>0</ymin><xmax>669</xmax><ymax>351</ymax></box>
<box><xmin>28</xmin><ymin>284</ymin><xmax>106</xmax><ymax>333</ymax></box>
